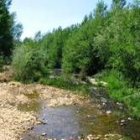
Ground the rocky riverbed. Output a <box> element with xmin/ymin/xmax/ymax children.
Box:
<box><xmin>0</xmin><ymin>67</ymin><xmax>140</xmax><ymax>140</ymax></box>
<box><xmin>0</xmin><ymin>82</ymin><xmax>88</xmax><ymax>140</ymax></box>
<box><xmin>0</xmin><ymin>67</ymin><xmax>89</xmax><ymax>140</ymax></box>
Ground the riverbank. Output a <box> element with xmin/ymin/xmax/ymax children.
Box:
<box><xmin>0</xmin><ymin>82</ymin><xmax>88</xmax><ymax>139</ymax></box>
<box><xmin>0</xmin><ymin>67</ymin><xmax>138</xmax><ymax>140</ymax></box>
<box><xmin>0</xmin><ymin>68</ymin><xmax>89</xmax><ymax>139</ymax></box>
<box><xmin>0</xmin><ymin>82</ymin><xmax>131</xmax><ymax>140</ymax></box>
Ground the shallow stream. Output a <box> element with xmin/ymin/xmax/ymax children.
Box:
<box><xmin>21</xmin><ymin>91</ymin><xmax>140</xmax><ymax>140</ymax></box>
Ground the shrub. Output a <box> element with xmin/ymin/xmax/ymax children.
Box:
<box><xmin>12</xmin><ymin>44</ymin><xmax>48</xmax><ymax>82</ymax></box>
<box><xmin>99</xmin><ymin>70</ymin><xmax>132</xmax><ymax>99</ymax></box>
<box><xmin>99</xmin><ymin>70</ymin><xmax>140</xmax><ymax>118</ymax></box>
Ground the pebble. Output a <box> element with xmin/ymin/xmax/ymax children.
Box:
<box><xmin>106</xmin><ymin>110</ymin><xmax>112</xmax><ymax>115</ymax></box>
<box><xmin>119</xmin><ymin>119</ymin><xmax>126</xmax><ymax>126</ymax></box>
<box><xmin>119</xmin><ymin>106</ymin><xmax>123</xmax><ymax>110</ymax></box>
<box><xmin>87</xmin><ymin>134</ymin><xmax>101</xmax><ymax>140</ymax></box>
<box><xmin>27</xmin><ymin>126</ymin><xmax>34</xmax><ymax>130</ymax></box>
<box><xmin>87</xmin><ymin>115</ymin><xmax>91</xmax><ymax>118</ymax></box>
<box><xmin>128</xmin><ymin>117</ymin><xmax>132</xmax><ymax>121</ymax></box>
<box><xmin>120</xmin><ymin>119</ymin><xmax>125</xmax><ymax>123</ymax></box>
<box><xmin>101</xmin><ymin>97</ymin><xmax>108</xmax><ymax>103</ymax></box>
<box><xmin>116</xmin><ymin>102</ymin><xmax>121</xmax><ymax>105</ymax></box>
<box><xmin>41</xmin><ymin>132</ymin><xmax>47</xmax><ymax>136</ymax></box>
<box><xmin>40</xmin><ymin>120</ymin><xmax>48</xmax><ymax>125</ymax></box>
<box><xmin>120</xmin><ymin>123</ymin><xmax>124</xmax><ymax>126</ymax></box>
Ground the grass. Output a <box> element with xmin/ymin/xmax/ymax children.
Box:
<box><xmin>98</xmin><ymin>70</ymin><xmax>140</xmax><ymax>118</ymax></box>
<box><xmin>39</xmin><ymin>75</ymin><xmax>90</xmax><ymax>96</ymax></box>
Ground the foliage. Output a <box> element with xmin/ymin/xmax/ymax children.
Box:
<box><xmin>99</xmin><ymin>70</ymin><xmax>132</xmax><ymax>99</ymax></box>
<box><xmin>11</xmin><ymin>0</ymin><xmax>140</xmax><ymax>117</ymax></box>
<box><xmin>62</xmin><ymin>1</ymin><xmax>108</xmax><ymax>78</ymax></box>
<box><xmin>0</xmin><ymin>0</ymin><xmax>13</xmax><ymax>57</ymax></box>
<box><xmin>39</xmin><ymin>75</ymin><xmax>90</xmax><ymax>95</ymax></box>
<box><xmin>41</xmin><ymin>26</ymin><xmax>77</xmax><ymax>69</ymax></box>
<box><xmin>0</xmin><ymin>0</ymin><xmax>23</xmax><ymax>60</ymax></box>
<box><xmin>99</xmin><ymin>70</ymin><xmax>140</xmax><ymax>118</ymax></box>
<box><xmin>12</xmin><ymin>41</ymin><xmax>48</xmax><ymax>82</ymax></box>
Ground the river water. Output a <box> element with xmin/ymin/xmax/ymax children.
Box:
<box><xmin>21</xmin><ymin>90</ymin><xmax>140</xmax><ymax>140</ymax></box>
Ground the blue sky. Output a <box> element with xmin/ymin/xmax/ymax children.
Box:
<box><xmin>10</xmin><ymin>0</ymin><xmax>133</xmax><ymax>39</ymax></box>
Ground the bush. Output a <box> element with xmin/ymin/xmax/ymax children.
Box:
<box><xmin>12</xmin><ymin>44</ymin><xmax>48</xmax><ymax>82</ymax></box>
<box><xmin>99</xmin><ymin>70</ymin><xmax>140</xmax><ymax>118</ymax></box>
<box><xmin>99</xmin><ymin>70</ymin><xmax>132</xmax><ymax>99</ymax></box>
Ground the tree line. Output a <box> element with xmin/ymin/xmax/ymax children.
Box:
<box><xmin>1</xmin><ymin>0</ymin><xmax>140</xmax><ymax>117</ymax></box>
<box><xmin>1</xmin><ymin>0</ymin><xmax>140</xmax><ymax>88</ymax></box>
<box><xmin>11</xmin><ymin>0</ymin><xmax>140</xmax><ymax>88</ymax></box>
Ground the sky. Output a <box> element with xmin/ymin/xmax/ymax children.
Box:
<box><xmin>10</xmin><ymin>0</ymin><xmax>133</xmax><ymax>39</ymax></box>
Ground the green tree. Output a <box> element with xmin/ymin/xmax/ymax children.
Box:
<box><xmin>63</xmin><ymin>1</ymin><xmax>108</xmax><ymax>78</ymax></box>
<box><xmin>0</xmin><ymin>0</ymin><xmax>13</xmax><ymax>57</ymax></box>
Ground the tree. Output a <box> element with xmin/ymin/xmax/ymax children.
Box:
<box><xmin>0</xmin><ymin>0</ymin><xmax>13</xmax><ymax>57</ymax></box>
<box><xmin>111</xmin><ymin>0</ymin><xmax>126</xmax><ymax>9</ymax></box>
<box><xmin>62</xmin><ymin>1</ymin><xmax>108</xmax><ymax>77</ymax></box>
<box><xmin>94</xmin><ymin>0</ymin><xmax>107</xmax><ymax>17</ymax></box>
<box><xmin>34</xmin><ymin>31</ymin><xmax>42</xmax><ymax>42</ymax></box>
<box><xmin>12</xmin><ymin>22</ymin><xmax>23</xmax><ymax>41</ymax></box>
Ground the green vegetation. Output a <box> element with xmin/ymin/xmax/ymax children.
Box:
<box><xmin>0</xmin><ymin>0</ymin><xmax>23</xmax><ymax>65</ymax></box>
<box><xmin>1</xmin><ymin>0</ymin><xmax>140</xmax><ymax>118</ymax></box>
<box><xmin>0</xmin><ymin>0</ymin><xmax>13</xmax><ymax>58</ymax></box>
<box><xmin>12</xmin><ymin>43</ymin><xmax>48</xmax><ymax>82</ymax></box>
<box><xmin>98</xmin><ymin>70</ymin><xmax>140</xmax><ymax>118</ymax></box>
<box><xmin>39</xmin><ymin>75</ymin><xmax>90</xmax><ymax>95</ymax></box>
